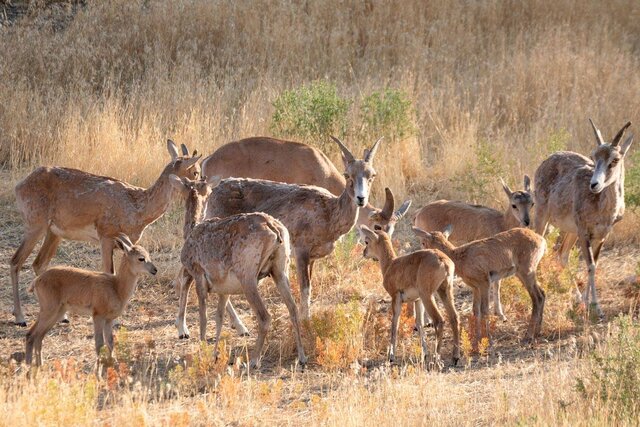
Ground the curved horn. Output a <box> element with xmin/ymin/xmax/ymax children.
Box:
<box><xmin>180</xmin><ymin>143</ymin><xmax>189</xmax><ymax>156</ymax></box>
<box><xmin>393</xmin><ymin>200</ymin><xmax>412</xmax><ymax>221</ymax></box>
<box><xmin>364</xmin><ymin>136</ymin><xmax>384</xmax><ymax>163</ymax></box>
<box><xmin>330</xmin><ymin>135</ymin><xmax>355</xmax><ymax>163</ymax></box>
<box><xmin>589</xmin><ymin>118</ymin><xmax>604</xmax><ymax>146</ymax></box>
<box><xmin>380</xmin><ymin>187</ymin><xmax>395</xmax><ymax>220</ymax></box>
<box><xmin>611</xmin><ymin>121</ymin><xmax>632</xmax><ymax>147</ymax></box>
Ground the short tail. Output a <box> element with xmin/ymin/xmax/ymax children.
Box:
<box><xmin>264</xmin><ymin>220</ymin><xmax>284</xmax><ymax>244</ymax></box>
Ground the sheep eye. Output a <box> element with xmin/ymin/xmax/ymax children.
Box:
<box><xmin>138</xmin><ymin>257</ymin><xmax>145</xmax><ymax>262</ymax></box>
<box><xmin>512</xmin><ymin>204</ymin><xmax>517</xmax><ymax>209</ymax></box>
<box><xmin>374</xmin><ymin>225</ymin><xmax>382</xmax><ymax>231</ymax></box>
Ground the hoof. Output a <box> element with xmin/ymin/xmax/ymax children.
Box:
<box><xmin>239</xmin><ymin>331</ymin><xmax>250</xmax><ymax>337</ymax></box>
<box><xmin>60</xmin><ymin>318</ymin><xmax>70</xmax><ymax>324</ymax></box>
<box><xmin>452</xmin><ymin>357</ymin><xmax>459</xmax><ymax>366</ymax></box>
<box><xmin>15</xmin><ymin>321</ymin><xmax>27</xmax><ymax>327</ymax></box>
<box><xmin>521</xmin><ymin>336</ymin><xmax>534</xmax><ymax>345</ymax></box>
<box><xmin>179</xmin><ymin>334</ymin><xmax>190</xmax><ymax>339</ymax></box>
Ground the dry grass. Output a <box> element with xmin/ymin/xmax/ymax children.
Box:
<box><xmin>2</xmin><ymin>1</ymin><xmax>640</xmax><ymax>425</ymax></box>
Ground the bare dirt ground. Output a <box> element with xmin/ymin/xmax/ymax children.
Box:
<box><xmin>1</xmin><ymin>169</ymin><xmax>637</xmax><ymax>377</ymax></box>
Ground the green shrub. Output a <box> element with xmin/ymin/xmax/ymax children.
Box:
<box><xmin>359</xmin><ymin>88</ymin><xmax>415</xmax><ymax>140</ymax></box>
<box><xmin>625</xmin><ymin>149</ymin><xmax>640</xmax><ymax>208</ymax></box>
<box><xmin>270</xmin><ymin>80</ymin><xmax>351</xmax><ymax>143</ymax></box>
<box><xmin>576</xmin><ymin>315</ymin><xmax>640</xmax><ymax>420</ymax></box>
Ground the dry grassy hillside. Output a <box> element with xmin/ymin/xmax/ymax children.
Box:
<box><xmin>1</xmin><ymin>1</ymin><xmax>640</xmax><ymax>425</ymax></box>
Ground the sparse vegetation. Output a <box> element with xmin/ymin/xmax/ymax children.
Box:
<box><xmin>1</xmin><ymin>0</ymin><xmax>640</xmax><ymax>425</ymax></box>
<box><xmin>577</xmin><ymin>315</ymin><xmax>640</xmax><ymax>421</ymax></box>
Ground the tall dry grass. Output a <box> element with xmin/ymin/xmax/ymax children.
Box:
<box><xmin>1</xmin><ymin>0</ymin><xmax>639</xmax><ymax>203</ymax></box>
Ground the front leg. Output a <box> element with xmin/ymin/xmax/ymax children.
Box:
<box><xmin>93</xmin><ymin>316</ymin><xmax>106</xmax><ymax>357</ymax></box>
<box><xmin>214</xmin><ymin>294</ymin><xmax>229</xmax><ymax>360</ymax></box>
<box><xmin>104</xmin><ymin>319</ymin><xmax>115</xmax><ymax>359</ymax></box>
<box><xmin>492</xmin><ymin>279</ymin><xmax>507</xmax><ymax>322</ymax></box>
<box><xmin>194</xmin><ymin>273</ymin><xmax>209</xmax><ymax>341</ymax></box>
<box><xmin>578</xmin><ymin>237</ymin><xmax>604</xmax><ymax>319</ymax></box>
<box><xmin>294</xmin><ymin>251</ymin><xmax>312</xmax><ymax>320</ymax></box>
<box><xmin>225</xmin><ymin>301</ymin><xmax>249</xmax><ymax>336</ymax></box>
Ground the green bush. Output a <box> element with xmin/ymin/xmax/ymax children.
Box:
<box><xmin>270</xmin><ymin>80</ymin><xmax>351</xmax><ymax>143</ymax></box>
<box><xmin>576</xmin><ymin>316</ymin><xmax>640</xmax><ymax>420</ymax></box>
<box><xmin>359</xmin><ymin>88</ymin><xmax>415</xmax><ymax>140</ymax></box>
<box><xmin>625</xmin><ymin>149</ymin><xmax>640</xmax><ymax>208</ymax></box>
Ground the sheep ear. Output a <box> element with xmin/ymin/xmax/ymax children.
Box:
<box><xmin>524</xmin><ymin>175</ymin><xmax>531</xmax><ymax>192</ymax></box>
<box><xmin>169</xmin><ymin>174</ymin><xmax>187</xmax><ymax>192</ymax></box>
<box><xmin>411</xmin><ymin>226</ymin><xmax>431</xmax><ymax>240</ymax></box>
<box><xmin>180</xmin><ymin>143</ymin><xmax>189</xmax><ymax>156</ymax></box>
<box><xmin>167</xmin><ymin>139</ymin><xmax>179</xmax><ymax>160</ymax></box>
<box><xmin>206</xmin><ymin>175</ymin><xmax>221</xmax><ymax>187</ymax></box>
<box><xmin>442</xmin><ymin>224</ymin><xmax>453</xmax><ymax>239</ymax></box>
<box><xmin>114</xmin><ymin>233</ymin><xmax>133</xmax><ymax>252</ymax></box>
<box><xmin>359</xmin><ymin>225</ymin><xmax>378</xmax><ymax>242</ymax></box>
<box><xmin>183</xmin><ymin>154</ymin><xmax>202</xmax><ymax>169</ymax></box>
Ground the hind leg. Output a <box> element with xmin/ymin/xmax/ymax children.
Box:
<box><xmin>272</xmin><ymin>268</ymin><xmax>307</xmax><ymax>366</ymax></box>
<box><xmin>194</xmin><ymin>273</ymin><xmax>209</xmax><ymax>341</ymax></box>
<box><xmin>437</xmin><ymin>278</ymin><xmax>460</xmax><ymax>365</ymax></box>
<box><xmin>33</xmin><ymin>231</ymin><xmax>68</xmax><ymax>322</ymax></box>
<box><xmin>10</xmin><ymin>226</ymin><xmax>46</xmax><ymax>326</ymax></box>
<box><xmin>420</xmin><ymin>292</ymin><xmax>444</xmax><ymax>362</ymax></box>
<box><xmin>175</xmin><ymin>268</ymin><xmax>193</xmax><ymax>339</ymax></box>
<box><xmin>32</xmin><ymin>230</ymin><xmax>61</xmax><ymax>275</ymax></box>
<box><xmin>100</xmin><ymin>237</ymin><xmax>115</xmax><ymax>274</ymax></box>
<box><xmin>241</xmin><ymin>278</ymin><xmax>271</xmax><ymax>369</ymax></box>
<box><xmin>389</xmin><ymin>294</ymin><xmax>403</xmax><ymax>362</ymax></box>
<box><xmin>557</xmin><ymin>233</ymin><xmax>578</xmax><ymax>268</ymax></box>
<box><xmin>25</xmin><ymin>305</ymin><xmax>63</xmax><ymax>366</ymax></box>
<box><xmin>517</xmin><ymin>271</ymin><xmax>546</xmax><ymax>341</ymax></box>
<box><xmin>213</xmin><ymin>294</ymin><xmax>229</xmax><ymax>360</ymax></box>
